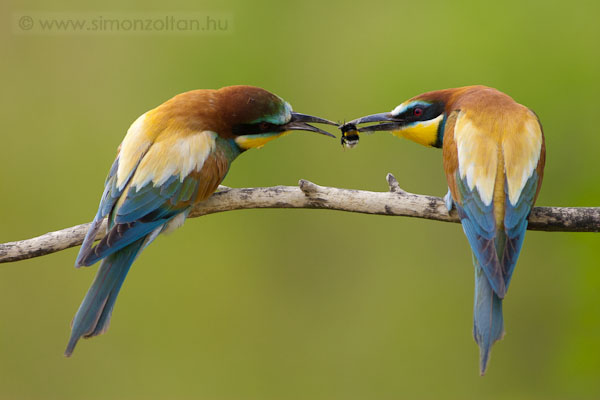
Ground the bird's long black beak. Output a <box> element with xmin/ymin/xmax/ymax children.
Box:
<box><xmin>285</xmin><ymin>112</ymin><xmax>337</xmax><ymax>137</ymax></box>
<box><xmin>341</xmin><ymin>112</ymin><xmax>402</xmax><ymax>133</ymax></box>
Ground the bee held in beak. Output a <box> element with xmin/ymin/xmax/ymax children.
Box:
<box><xmin>339</xmin><ymin>122</ymin><xmax>360</xmax><ymax>149</ymax></box>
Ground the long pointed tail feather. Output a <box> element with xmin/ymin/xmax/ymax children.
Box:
<box><xmin>473</xmin><ymin>254</ymin><xmax>505</xmax><ymax>375</ymax></box>
<box><xmin>65</xmin><ymin>237</ymin><xmax>145</xmax><ymax>356</ymax></box>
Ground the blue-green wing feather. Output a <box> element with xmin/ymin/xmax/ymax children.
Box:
<box><xmin>455</xmin><ymin>173</ymin><xmax>506</xmax><ymax>298</ymax></box>
<box><xmin>78</xmin><ymin>174</ymin><xmax>200</xmax><ymax>266</ymax></box>
<box><xmin>76</xmin><ymin>155</ymin><xmax>127</xmax><ymax>267</ymax></box>
<box><xmin>502</xmin><ymin>172</ymin><xmax>538</xmax><ymax>287</ymax></box>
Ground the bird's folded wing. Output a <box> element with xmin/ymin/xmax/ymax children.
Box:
<box><xmin>502</xmin><ymin>172</ymin><xmax>538</xmax><ymax>287</ymax></box>
<box><xmin>501</xmin><ymin>112</ymin><xmax>544</xmax><ymax>286</ymax></box>
<box><xmin>445</xmin><ymin>111</ymin><xmax>506</xmax><ymax>297</ymax></box>
<box><xmin>455</xmin><ymin>173</ymin><xmax>506</xmax><ymax>298</ymax></box>
<box><xmin>77</xmin><ymin>126</ymin><xmax>228</xmax><ymax>266</ymax></box>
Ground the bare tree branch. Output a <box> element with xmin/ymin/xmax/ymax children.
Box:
<box><xmin>1</xmin><ymin>174</ymin><xmax>598</xmax><ymax>264</ymax></box>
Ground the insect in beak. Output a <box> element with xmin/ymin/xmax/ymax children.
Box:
<box><xmin>339</xmin><ymin>123</ymin><xmax>360</xmax><ymax>149</ymax></box>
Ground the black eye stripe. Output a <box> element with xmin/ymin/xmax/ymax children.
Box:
<box><xmin>399</xmin><ymin>103</ymin><xmax>444</xmax><ymax>122</ymax></box>
<box><xmin>232</xmin><ymin>121</ymin><xmax>283</xmax><ymax>136</ymax></box>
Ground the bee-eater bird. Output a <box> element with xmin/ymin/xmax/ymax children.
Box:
<box><xmin>341</xmin><ymin>85</ymin><xmax>545</xmax><ymax>374</ymax></box>
<box><xmin>66</xmin><ymin>85</ymin><xmax>337</xmax><ymax>356</ymax></box>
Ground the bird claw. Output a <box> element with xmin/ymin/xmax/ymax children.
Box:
<box><xmin>443</xmin><ymin>189</ymin><xmax>454</xmax><ymax>212</ymax></box>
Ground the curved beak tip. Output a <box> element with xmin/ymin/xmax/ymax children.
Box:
<box><xmin>341</xmin><ymin>112</ymin><xmax>400</xmax><ymax>133</ymax></box>
<box><xmin>348</xmin><ymin>112</ymin><xmax>393</xmax><ymax>125</ymax></box>
<box><xmin>291</xmin><ymin>112</ymin><xmax>338</xmax><ymax>126</ymax></box>
<box><xmin>289</xmin><ymin>112</ymin><xmax>338</xmax><ymax>138</ymax></box>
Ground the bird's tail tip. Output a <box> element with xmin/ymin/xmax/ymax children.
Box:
<box><xmin>66</xmin><ymin>238</ymin><xmax>145</xmax><ymax>357</ymax></box>
<box><xmin>478</xmin><ymin>345</ymin><xmax>491</xmax><ymax>376</ymax></box>
<box><xmin>476</xmin><ymin>327</ymin><xmax>505</xmax><ymax>375</ymax></box>
<box><xmin>64</xmin><ymin>336</ymin><xmax>79</xmax><ymax>357</ymax></box>
<box><xmin>473</xmin><ymin>263</ymin><xmax>505</xmax><ymax>375</ymax></box>
<box><xmin>475</xmin><ymin>319</ymin><xmax>505</xmax><ymax>376</ymax></box>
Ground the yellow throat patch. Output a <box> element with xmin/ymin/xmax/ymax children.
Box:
<box><xmin>235</xmin><ymin>132</ymin><xmax>288</xmax><ymax>149</ymax></box>
<box><xmin>393</xmin><ymin>114</ymin><xmax>443</xmax><ymax>147</ymax></box>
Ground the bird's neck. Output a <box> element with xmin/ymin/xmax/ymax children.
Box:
<box><xmin>217</xmin><ymin>136</ymin><xmax>245</xmax><ymax>160</ymax></box>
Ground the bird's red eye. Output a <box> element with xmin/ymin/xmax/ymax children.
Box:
<box><xmin>260</xmin><ymin>122</ymin><xmax>270</xmax><ymax>130</ymax></box>
<box><xmin>413</xmin><ymin>108</ymin><xmax>423</xmax><ymax>117</ymax></box>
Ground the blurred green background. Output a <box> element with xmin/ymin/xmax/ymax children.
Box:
<box><xmin>1</xmin><ymin>0</ymin><xmax>599</xmax><ymax>399</ymax></box>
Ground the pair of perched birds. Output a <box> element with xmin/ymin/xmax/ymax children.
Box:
<box><xmin>67</xmin><ymin>85</ymin><xmax>545</xmax><ymax>375</ymax></box>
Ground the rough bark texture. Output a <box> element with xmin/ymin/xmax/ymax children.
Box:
<box><xmin>1</xmin><ymin>175</ymin><xmax>598</xmax><ymax>263</ymax></box>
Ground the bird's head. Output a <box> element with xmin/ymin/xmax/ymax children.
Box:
<box><xmin>341</xmin><ymin>90</ymin><xmax>457</xmax><ymax>148</ymax></box>
<box><xmin>214</xmin><ymin>86</ymin><xmax>337</xmax><ymax>150</ymax></box>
